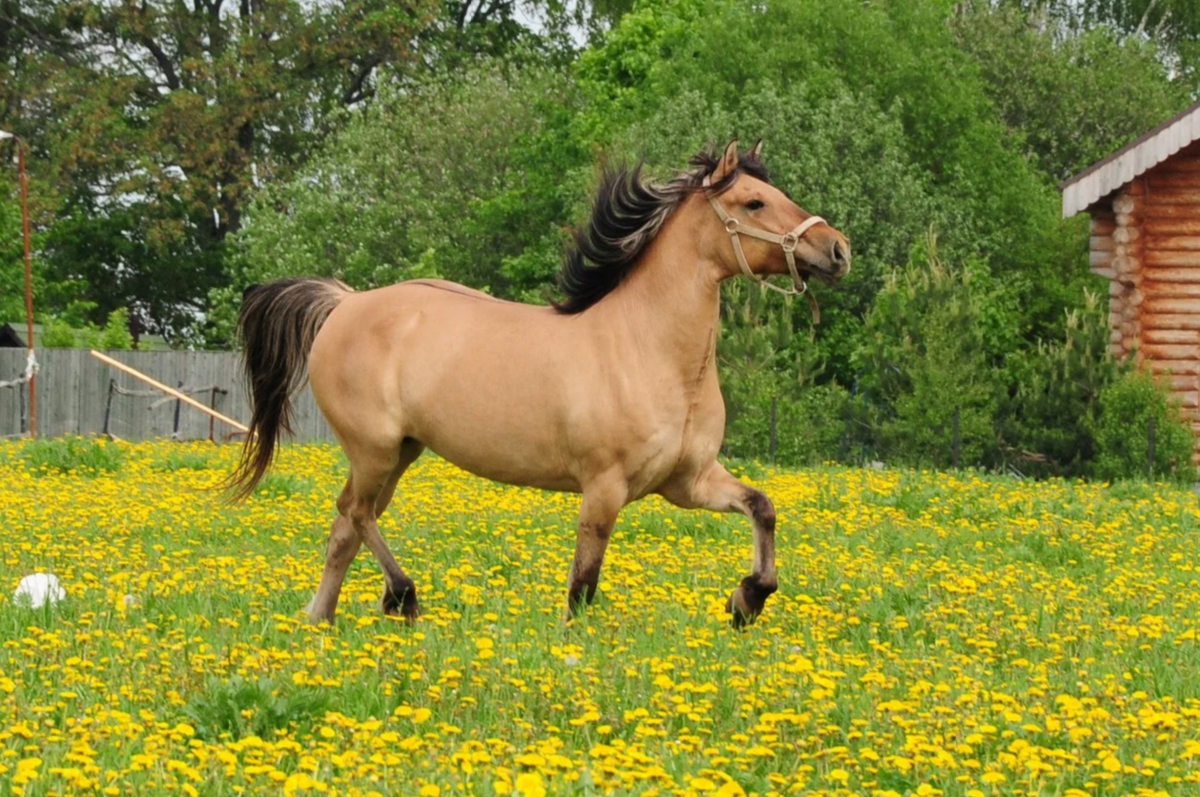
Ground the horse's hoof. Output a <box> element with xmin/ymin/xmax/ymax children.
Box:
<box><xmin>725</xmin><ymin>575</ymin><xmax>776</xmax><ymax>629</ymax></box>
<box><xmin>306</xmin><ymin>610</ymin><xmax>336</xmax><ymax>626</ymax></box>
<box><xmin>382</xmin><ymin>583</ymin><xmax>420</xmax><ymax>623</ymax></box>
<box><xmin>726</xmin><ymin>587</ymin><xmax>756</xmax><ymax>629</ymax></box>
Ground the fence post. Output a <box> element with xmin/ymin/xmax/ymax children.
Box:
<box><xmin>172</xmin><ymin>380</ymin><xmax>184</xmax><ymax>439</ymax></box>
<box><xmin>1148</xmin><ymin>415</ymin><xmax>1156</xmax><ymax>480</ymax></box>
<box><xmin>952</xmin><ymin>407</ymin><xmax>961</xmax><ymax>470</ymax></box>
<box><xmin>102</xmin><ymin>378</ymin><xmax>116</xmax><ymax>438</ymax></box>
<box><xmin>18</xmin><ymin>381</ymin><xmax>26</xmax><ymax>435</ymax></box>
<box><xmin>208</xmin><ymin>388</ymin><xmax>217</xmax><ymax>442</ymax></box>
<box><xmin>769</xmin><ymin>397</ymin><xmax>778</xmax><ymax>464</ymax></box>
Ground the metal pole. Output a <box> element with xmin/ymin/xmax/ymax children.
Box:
<box><xmin>88</xmin><ymin>350</ymin><xmax>249</xmax><ymax>432</ymax></box>
<box><xmin>208</xmin><ymin>388</ymin><xmax>217</xmax><ymax>442</ymax></box>
<box><xmin>102</xmin><ymin>378</ymin><xmax>116</xmax><ymax>437</ymax></box>
<box><xmin>172</xmin><ymin>380</ymin><xmax>184</xmax><ymax>439</ymax></box>
<box><xmin>16</xmin><ymin>139</ymin><xmax>35</xmax><ymax>437</ymax></box>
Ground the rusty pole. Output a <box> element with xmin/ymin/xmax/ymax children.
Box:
<box><xmin>3</xmin><ymin>130</ymin><xmax>35</xmax><ymax>436</ymax></box>
<box><xmin>18</xmin><ymin>140</ymin><xmax>35</xmax><ymax>436</ymax></box>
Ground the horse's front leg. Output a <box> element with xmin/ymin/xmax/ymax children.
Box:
<box><xmin>662</xmin><ymin>462</ymin><xmax>777</xmax><ymax>628</ymax></box>
<box><xmin>566</xmin><ymin>475</ymin><xmax>628</xmax><ymax>619</ymax></box>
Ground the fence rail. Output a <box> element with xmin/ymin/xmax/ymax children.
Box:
<box><xmin>0</xmin><ymin>349</ymin><xmax>332</xmax><ymax>441</ymax></box>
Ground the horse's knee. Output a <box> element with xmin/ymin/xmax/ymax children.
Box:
<box><xmin>745</xmin><ymin>490</ymin><xmax>776</xmax><ymax>533</ymax></box>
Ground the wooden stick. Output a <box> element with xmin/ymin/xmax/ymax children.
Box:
<box><xmin>89</xmin><ymin>349</ymin><xmax>250</xmax><ymax>433</ymax></box>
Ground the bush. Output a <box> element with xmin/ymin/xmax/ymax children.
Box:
<box><xmin>1094</xmin><ymin>371</ymin><xmax>1196</xmax><ymax>485</ymax></box>
<box><xmin>851</xmin><ymin>235</ymin><xmax>1011</xmax><ymax>468</ymax></box>
<box><xmin>99</xmin><ymin>308</ymin><xmax>133</xmax><ymax>350</ymax></box>
<box><xmin>998</xmin><ymin>291</ymin><xmax>1123</xmax><ymax>478</ymax></box>
<box><xmin>717</xmin><ymin>281</ymin><xmax>848</xmax><ymax>465</ymax></box>
<box><xmin>22</xmin><ymin>436</ymin><xmax>124</xmax><ymax>475</ymax></box>
<box><xmin>40</xmin><ymin>308</ymin><xmax>132</xmax><ymax>350</ymax></box>
<box><xmin>184</xmin><ymin>677</ymin><xmax>330</xmax><ymax>742</ymax></box>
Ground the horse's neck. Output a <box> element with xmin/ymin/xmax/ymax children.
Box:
<box><xmin>599</xmin><ymin>225</ymin><xmax>722</xmax><ymax>385</ymax></box>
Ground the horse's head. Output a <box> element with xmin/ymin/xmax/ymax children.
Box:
<box><xmin>703</xmin><ymin>139</ymin><xmax>850</xmax><ymax>291</ymax></box>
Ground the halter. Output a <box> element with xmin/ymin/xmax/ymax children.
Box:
<box><xmin>702</xmin><ymin>175</ymin><xmax>826</xmax><ymax>299</ymax></box>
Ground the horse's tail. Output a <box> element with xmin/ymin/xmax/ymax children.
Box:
<box><xmin>227</xmin><ymin>277</ymin><xmax>352</xmax><ymax>500</ymax></box>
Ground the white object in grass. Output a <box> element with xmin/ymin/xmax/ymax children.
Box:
<box><xmin>14</xmin><ymin>573</ymin><xmax>65</xmax><ymax>609</ymax></box>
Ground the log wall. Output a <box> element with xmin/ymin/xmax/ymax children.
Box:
<box><xmin>1093</xmin><ymin>140</ymin><xmax>1200</xmax><ymax>459</ymax></box>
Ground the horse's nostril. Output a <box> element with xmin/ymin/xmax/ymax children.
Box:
<box><xmin>832</xmin><ymin>241</ymin><xmax>849</xmax><ymax>265</ymax></box>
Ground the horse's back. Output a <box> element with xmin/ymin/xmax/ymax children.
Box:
<box><xmin>309</xmin><ymin>278</ymin><xmax>585</xmax><ymax>488</ymax></box>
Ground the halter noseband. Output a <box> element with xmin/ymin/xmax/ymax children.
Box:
<box><xmin>702</xmin><ymin>175</ymin><xmax>826</xmax><ymax>298</ymax></box>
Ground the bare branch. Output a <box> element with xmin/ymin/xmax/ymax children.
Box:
<box><xmin>138</xmin><ymin>34</ymin><xmax>181</xmax><ymax>91</ymax></box>
<box><xmin>342</xmin><ymin>56</ymin><xmax>382</xmax><ymax>105</ymax></box>
<box><xmin>1134</xmin><ymin>0</ymin><xmax>1160</xmax><ymax>37</ymax></box>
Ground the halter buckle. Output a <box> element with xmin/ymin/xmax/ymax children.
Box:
<box><xmin>780</xmin><ymin>232</ymin><xmax>798</xmax><ymax>253</ymax></box>
<box><xmin>724</xmin><ymin>218</ymin><xmax>740</xmax><ymax>234</ymax></box>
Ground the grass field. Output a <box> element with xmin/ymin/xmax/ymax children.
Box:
<box><xmin>2</xmin><ymin>439</ymin><xmax>1200</xmax><ymax>797</ymax></box>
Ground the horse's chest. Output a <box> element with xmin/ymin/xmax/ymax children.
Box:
<box><xmin>624</xmin><ymin>375</ymin><xmax>725</xmax><ymax>493</ymax></box>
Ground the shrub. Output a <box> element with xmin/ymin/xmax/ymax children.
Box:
<box><xmin>184</xmin><ymin>677</ymin><xmax>330</xmax><ymax>741</ymax></box>
<box><xmin>774</xmin><ymin>383</ymin><xmax>851</xmax><ymax>466</ymax></box>
<box><xmin>1094</xmin><ymin>371</ymin><xmax>1196</xmax><ymax>485</ymax></box>
<box><xmin>852</xmin><ymin>234</ymin><xmax>1010</xmax><ymax>468</ymax></box>
<box><xmin>718</xmin><ymin>282</ymin><xmax>848</xmax><ymax>465</ymax></box>
<box><xmin>99</xmin><ymin>308</ymin><xmax>134</xmax><ymax>350</ymax></box>
<box><xmin>22</xmin><ymin>436</ymin><xmax>124</xmax><ymax>475</ymax></box>
<box><xmin>153</xmin><ymin>450</ymin><xmax>214</xmax><ymax>472</ymax></box>
<box><xmin>41</xmin><ymin>317</ymin><xmax>79</xmax><ymax>348</ymax></box>
<box><xmin>998</xmin><ymin>291</ymin><xmax>1123</xmax><ymax>478</ymax></box>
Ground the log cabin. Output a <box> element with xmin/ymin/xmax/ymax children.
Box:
<box><xmin>1061</xmin><ymin>100</ymin><xmax>1200</xmax><ymax>460</ymax></box>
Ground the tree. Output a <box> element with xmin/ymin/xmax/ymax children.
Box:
<box><xmin>956</xmin><ymin>4</ymin><xmax>1192</xmax><ymax>182</ymax></box>
<box><xmin>1</xmin><ymin>0</ymin><xmax>437</xmax><ymax>342</ymax></box>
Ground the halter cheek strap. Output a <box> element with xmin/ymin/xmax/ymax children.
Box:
<box><xmin>702</xmin><ymin>176</ymin><xmax>826</xmax><ymax>299</ymax></box>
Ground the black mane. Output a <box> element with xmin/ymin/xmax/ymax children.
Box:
<box><xmin>553</xmin><ymin>147</ymin><xmax>772</xmax><ymax>314</ymax></box>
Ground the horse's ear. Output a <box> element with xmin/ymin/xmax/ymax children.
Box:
<box><xmin>711</xmin><ymin>138</ymin><xmax>739</xmax><ymax>181</ymax></box>
<box><xmin>749</xmin><ymin>139</ymin><xmax>763</xmax><ymax>161</ymax></box>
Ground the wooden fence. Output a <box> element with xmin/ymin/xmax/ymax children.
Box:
<box><xmin>0</xmin><ymin>349</ymin><xmax>332</xmax><ymax>441</ymax></box>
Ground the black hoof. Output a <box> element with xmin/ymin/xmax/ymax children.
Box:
<box><xmin>725</xmin><ymin>575</ymin><xmax>776</xmax><ymax>628</ymax></box>
<box><xmin>566</xmin><ymin>581</ymin><xmax>599</xmax><ymax>618</ymax></box>
<box><xmin>382</xmin><ymin>579</ymin><xmax>420</xmax><ymax>623</ymax></box>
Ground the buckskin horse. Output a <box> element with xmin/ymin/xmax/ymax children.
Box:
<box><xmin>230</xmin><ymin>140</ymin><xmax>850</xmax><ymax>627</ymax></box>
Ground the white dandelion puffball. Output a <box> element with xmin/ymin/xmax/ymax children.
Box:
<box><xmin>14</xmin><ymin>573</ymin><xmax>65</xmax><ymax>609</ymax></box>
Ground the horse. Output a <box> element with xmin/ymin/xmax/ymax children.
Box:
<box><xmin>230</xmin><ymin>139</ymin><xmax>850</xmax><ymax>627</ymax></box>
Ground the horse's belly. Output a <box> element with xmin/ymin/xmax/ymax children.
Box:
<box><xmin>404</xmin><ymin>375</ymin><xmax>580</xmax><ymax>492</ymax></box>
<box><xmin>438</xmin><ymin>450</ymin><xmax>580</xmax><ymax>492</ymax></box>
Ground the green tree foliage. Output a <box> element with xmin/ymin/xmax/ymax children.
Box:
<box><xmin>956</xmin><ymin>5</ymin><xmax>1192</xmax><ymax>182</ymax></box>
<box><xmin>1</xmin><ymin>0</ymin><xmax>439</xmax><ymax>341</ymax></box>
<box><xmin>852</xmin><ymin>235</ymin><xmax>1010</xmax><ymax>468</ymax></box>
<box><xmin>999</xmin><ymin>292</ymin><xmax>1123</xmax><ymax>478</ymax></box>
<box><xmin>987</xmin><ymin>0</ymin><xmax>1200</xmax><ymax>90</ymax></box>
<box><xmin>0</xmin><ymin>181</ymin><xmax>25</xmax><ymax>326</ymax></box>
<box><xmin>219</xmin><ymin>62</ymin><xmax>581</xmax><ymax>343</ymax></box>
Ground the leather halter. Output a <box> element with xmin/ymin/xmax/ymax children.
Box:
<box><xmin>702</xmin><ymin>175</ymin><xmax>826</xmax><ymax>298</ymax></box>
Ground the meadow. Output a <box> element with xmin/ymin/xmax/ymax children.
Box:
<box><xmin>2</xmin><ymin>439</ymin><xmax>1200</xmax><ymax>797</ymax></box>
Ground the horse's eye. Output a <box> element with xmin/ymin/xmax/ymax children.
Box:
<box><xmin>746</xmin><ymin>199</ymin><xmax>765</xmax><ymax>211</ymax></box>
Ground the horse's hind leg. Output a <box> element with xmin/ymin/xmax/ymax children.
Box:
<box><xmin>660</xmin><ymin>461</ymin><xmax>777</xmax><ymax>628</ymax></box>
<box><xmin>307</xmin><ymin>482</ymin><xmax>362</xmax><ymax>623</ymax></box>
<box><xmin>369</xmin><ymin>438</ymin><xmax>425</xmax><ymax>618</ymax></box>
<box><xmin>307</xmin><ymin>439</ymin><xmax>424</xmax><ymax>624</ymax></box>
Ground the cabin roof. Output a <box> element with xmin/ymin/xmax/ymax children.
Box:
<box><xmin>0</xmin><ymin>323</ymin><xmax>24</xmax><ymax>348</ymax></box>
<box><xmin>1061</xmin><ymin>100</ymin><xmax>1200</xmax><ymax>219</ymax></box>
